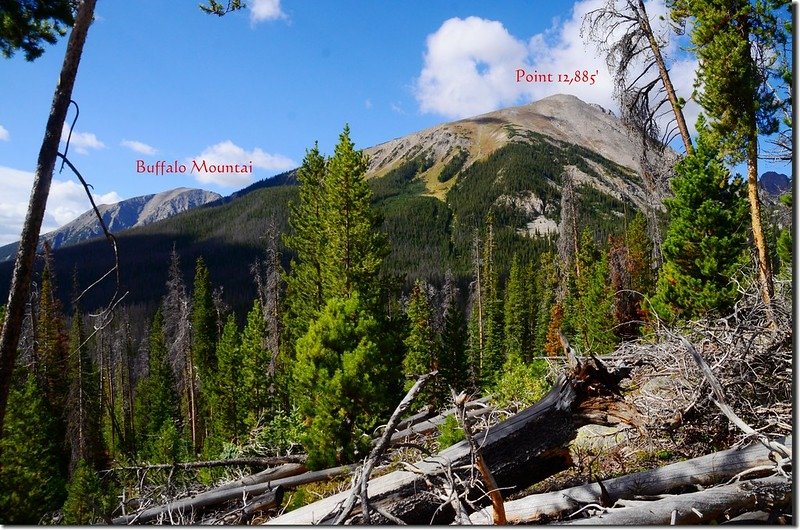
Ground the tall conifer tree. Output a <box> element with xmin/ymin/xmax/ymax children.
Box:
<box><xmin>654</xmin><ymin>119</ymin><xmax>749</xmax><ymax>318</ymax></box>
<box><xmin>321</xmin><ymin>126</ymin><xmax>389</xmax><ymax>303</ymax></box>
<box><xmin>241</xmin><ymin>298</ymin><xmax>272</xmax><ymax>429</ymax></box>
<box><xmin>134</xmin><ymin>310</ymin><xmax>182</xmax><ymax>462</ymax></box>
<box><xmin>284</xmin><ymin>144</ymin><xmax>327</xmax><ymax>348</ymax></box>
<box><xmin>403</xmin><ymin>280</ymin><xmax>441</xmax><ymax>407</ymax></box>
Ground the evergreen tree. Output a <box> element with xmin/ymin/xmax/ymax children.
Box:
<box><xmin>402</xmin><ymin>280</ymin><xmax>440</xmax><ymax>407</ymax></box>
<box><xmin>579</xmin><ymin>251</ymin><xmax>618</xmax><ymax>354</ymax></box>
<box><xmin>480</xmin><ymin>215</ymin><xmax>504</xmax><ymax>388</ymax></box>
<box><xmin>677</xmin><ymin>0</ymin><xmax>791</xmax><ymax>308</ymax></box>
<box><xmin>439</xmin><ymin>271</ymin><xmax>468</xmax><ymax>393</ymax></box>
<box><xmin>321</xmin><ymin>125</ymin><xmax>389</xmax><ymax>303</ymax></box>
<box><xmin>35</xmin><ymin>253</ymin><xmax>69</xmax><ymax>424</ymax></box>
<box><xmin>533</xmin><ymin>251</ymin><xmax>558</xmax><ymax>356</ymax></box>
<box><xmin>292</xmin><ymin>295</ymin><xmax>393</xmax><ymax>469</ymax></box>
<box><xmin>0</xmin><ymin>373</ymin><xmax>66</xmax><ymax>523</ymax></box>
<box><xmin>191</xmin><ymin>256</ymin><xmax>216</xmax><ymax>453</ymax></box>
<box><xmin>134</xmin><ymin>310</ymin><xmax>182</xmax><ymax>462</ymax></box>
<box><xmin>284</xmin><ymin>144</ymin><xmax>328</xmax><ymax>348</ymax></box>
<box><xmin>61</xmin><ymin>458</ymin><xmax>108</xmax><ymax>524</ymax></box>
<box><xmin>209</xmin><ymin>314</ymin><xmax>246</xmax><ymax>447</ymax></box>
<box><xmin>241</xmin><ymin>298</ymin><xmax>273</xmax><ymax>430</ymax></box>
<box><xmin>192</xmin><ymin>257</ymin><xmax>217</xmax><ymax>378</ymax></box>
<box><xmin>503</xmin><ymin>254</ymin><xmax>529</xmax><ymax>362</ymax></box>
<box><xmin>653</xmin><ymin>119</ymin><xmax>749</xmax><ymax>318</ymax></box>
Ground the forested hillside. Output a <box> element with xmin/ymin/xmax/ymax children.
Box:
<box><xmin>0</xmin><ymin>0</ymin><xmax>792</xmax><ymax>522</ymax></box>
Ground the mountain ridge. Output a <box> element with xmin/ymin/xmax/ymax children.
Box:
<box><xmin>0</xmin><ymin>94</ymin><xmax>667</xmax><ymax>313</ymax></box>
<box><xmin>0</xmin><ymin>187</ymin><xmax>221</xmax><ymax>261</ymax></box>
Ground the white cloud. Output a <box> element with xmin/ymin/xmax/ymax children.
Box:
<box><xmin>250</xmin><ymin>0</ymin><xmax>287</xmax><ymax>23</ymax></box>
<box><xmin>121</xmin><ymin>139</ymin><xmax>158</xmax><ymax>155</ymax></box>
<box><xmin>190</xmin><ymin>140</ymin><xmax>296</xmax><ymax>188</ymax></box>
<box><xmin>0</xmin><ymin>125</ymin><xmax>9</xmax><ymax>141</ymax></box>
<box><xmin>60</xmin><ymin>124</ymin><xmax>106</xmax><ymax>155</ymax></box>
<box><xmin>414</xmin><ymin>0</ymin><xmax>699</xmax><ymax>133</ymax></box>
<box><xmin>0</xmin><ymin>165</ymin><xmax>121</xmax><ymax>245</ymax></box>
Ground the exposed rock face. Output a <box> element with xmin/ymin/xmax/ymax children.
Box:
<box><xmin>366</xmin><ymin>94</ymin><xmax>659</xmax><ymax>181</ymax></box>
<box><xmin>0</xmin><ymin>187</ymin><xmax>221</xmax><ymax>261</ymax></box>
<box><xmin>759</xmin><ymin>171</ymin><xmax>791</xmax><ymax>196</ymax></box>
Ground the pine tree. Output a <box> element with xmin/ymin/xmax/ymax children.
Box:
<box><xmin>34</xmin><ymin>252</ymin><xmax>69</xmax><ymax>424</ymax></box>
<box><xmin>533</xmin><ymin>252</ymin><xmax>558</xmax><ymax>356</ymax></box>
<box><xmin>439</xmin><ymin>271</ymin><xmax>468</xmax><ymax>393</ymax></box>
<box><xmin>480</xmin><ymin>215</ymin><xmax>504</xmax><ymax>388</ymax></box>
<box><xmin>209</xmin><ymin>314</ymin><xmax>246</xmax><ymax>447</ymax></box>
<box><xmin>653</xmin><ymin>118</ymin><xmax>749</xmax><ymax>318</ymax></box>
<box><xmin>0</xmin><ymin>373</ymin><xmax>66</xmax><ymax>523</ymax></box>
<box><xmin>402</xmin><ymin>280</ymin><xmax>440</xmax><ymax>407</ymax></box>
<box><xmin>134</xmin><ymin>310</ymin><xmax>182</xmax><ymax>462</ymax></box>
<box><xmin>283</xmin><ymin>144</ymin><xmax>327</xmax><ymax>349</ymax></box>
<box><xmin>503</xmin><ymin>254</ymin><xmax>528</xmax><ymax>363</ymax></box>
<box><xmin>192</xmin><ymin>257</ymin><xmax>217</xmax><ymax>378</ymax></box>
<box><xmin>241</xmin><ymin>299</ymin><xmax>273</xmax><ymax>430</ymax></box>
<box><xmin>292</xmin><ymin>295</ymin><xmax>392</xmax><ymax>469</ymax></box>
<box><xmin>321</xmin><ymin>126</ymin><xmax>389</xmax><ymax>303</ymax></box>
<box><xmin>677</xmin><ymin>0</ymin><xmax>791</xmax><ymax>309</ymax></box>
<box><xmin>61</xmin><ymin>458</ymin><xmax>108</xmax><ymax>524</ymax></box>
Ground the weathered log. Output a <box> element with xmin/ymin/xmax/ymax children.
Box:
<box><xmin>110</xmin><ymin>455</ymin><xmax>306</xmax><ymax>473</ymax></box>
<box><xmin>112</xmin><ymin>463</ymin><xmax>305</xmax><ymax>524</ymax></box>
<box><xmin>469</xmin><ymin>436</ymin><xmax>792</xmax><ymax>524</ymax></box>
<box><xmin>267</xmin><ymin>357</ymin><xmax>637</xmax><ymax>525</ymax></box>
<box><xmin>333</xmin><ymin>371</ymin><xmax>437</xmax><ymax>524</ymax></box>
<box><xmin>389</xmin><ymin>396</ymin><xmax>493</xmax><ymax>443</ymax></box>
<box><xmin>562</xmin><ymin>475</ymin><xmax>792</xmax><ymax>525</ymax></box>
<box><xmin>240</xmin><ymin>486</ymin><xmax>284</xmax><ymax>522</ymax></box>
<box><xmin>113</xmin><ymin>462</ymin><xmax>356</xmax><ymax>524</ymax></box>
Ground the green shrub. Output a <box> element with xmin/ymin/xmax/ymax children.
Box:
<box><xmin>436</xmin><ymin>415</ymin><xmax>464</xmax><ymax>449</ymax></box>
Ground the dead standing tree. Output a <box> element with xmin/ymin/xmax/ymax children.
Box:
<box><xmin>582</xmin><ymin>0</ymin><xmax>691</xmax><ymax>264</ymax></box>
<box><xmin>0</xmin><ymin>0</ymin><xmax>98</xmax><ymax>445</ymax></box>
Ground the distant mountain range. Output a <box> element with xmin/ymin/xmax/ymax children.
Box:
<box><xmin>0</xmin><ymin>94</ymin><xmax>670</xmax><ymax>313</ymax></box>
<box><xmin>0</xmin><ymin>187</ymin><xmax>221</xmax><ymax>262</ymax></box>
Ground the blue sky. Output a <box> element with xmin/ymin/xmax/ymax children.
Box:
<box><xmin>0</xmin><ymin>0</ymin><xmax>792</xmax><ymax>245</ymax></box>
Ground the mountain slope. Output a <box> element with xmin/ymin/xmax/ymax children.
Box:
<box><xmin>0</xmin><ymin>94</ymin><xmax>668</xmax><ymax>313</ymax></box>
<box><xmin>366</xmin><ymin>94</ymin><xmax>666</xmax><ymax>204</ymax></box>
<box><xmin>0</xmin><ymin>187</ymin><xmax>221</xmax><ymax>261</ymax></box>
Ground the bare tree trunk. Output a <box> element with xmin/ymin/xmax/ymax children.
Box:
<box><xmin>636</xmin><ymin>0</ymin><xmax>692</xmax><ymax>155</ymax></box>
<box><xmin>0</xmin><ymin>0</ymin><xmax>97</xmax><ymax>444</ymax></box>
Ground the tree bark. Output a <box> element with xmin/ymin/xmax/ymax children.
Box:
<box><xmin>0</xmin><ymin>0</ymin><xmax>97</xmax><ymax>444</ymax></box>
<box><xmin>469</xmin><ymin>436</ymin><xmax>791</xmax><ymax>524</ymax></box>
<box><xmin>746</xmin><ymin>139</ymin><xmax>774</xmax><ymax>312</ymax></box>
<box><xmin>563</xmin><ymin>475</ymin><xmax>791</xmax><ymax>525</ymax></box>
<box><xmin>267</xmin><ymin>358</ymin><xmax>637</xmax><ymax>525</ymax></box>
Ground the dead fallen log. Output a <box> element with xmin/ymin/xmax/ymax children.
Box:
<box><xmin>562</xmin><ymin>475</ymin><xmax>792</xmax><ymax>525</ymax></box>
<box><xmin>239</xmin><ymin>486</ymin><xmax>284</xmax><ymax>523</ymax></box>
<box><xmin>267</xmin><ymin>356</ymin><xmax>638</xmax><ymax>525</ymax></box>
<box><xmin>469</xmin><ymin>435</ymin><xmax>792</xmax><ymax>524</ymax></box>
<box><xmin>112</xmin><ymin>463</ymin><xmax>305</xmax><ymax>524</ymax></box>
<box><xmin>110</xmin><ymin>455</ymin><xmax>306</xmax><ymax>473</ymax></box>
<box><xmin>389</xmin><ymin>396</ymin><xmax>493</xmax><ymax>443</ymax></box>
<box><xmin>112</xmin><ymin>462</ymin><xmax>356</xmax><ymax>524</ymax></box>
